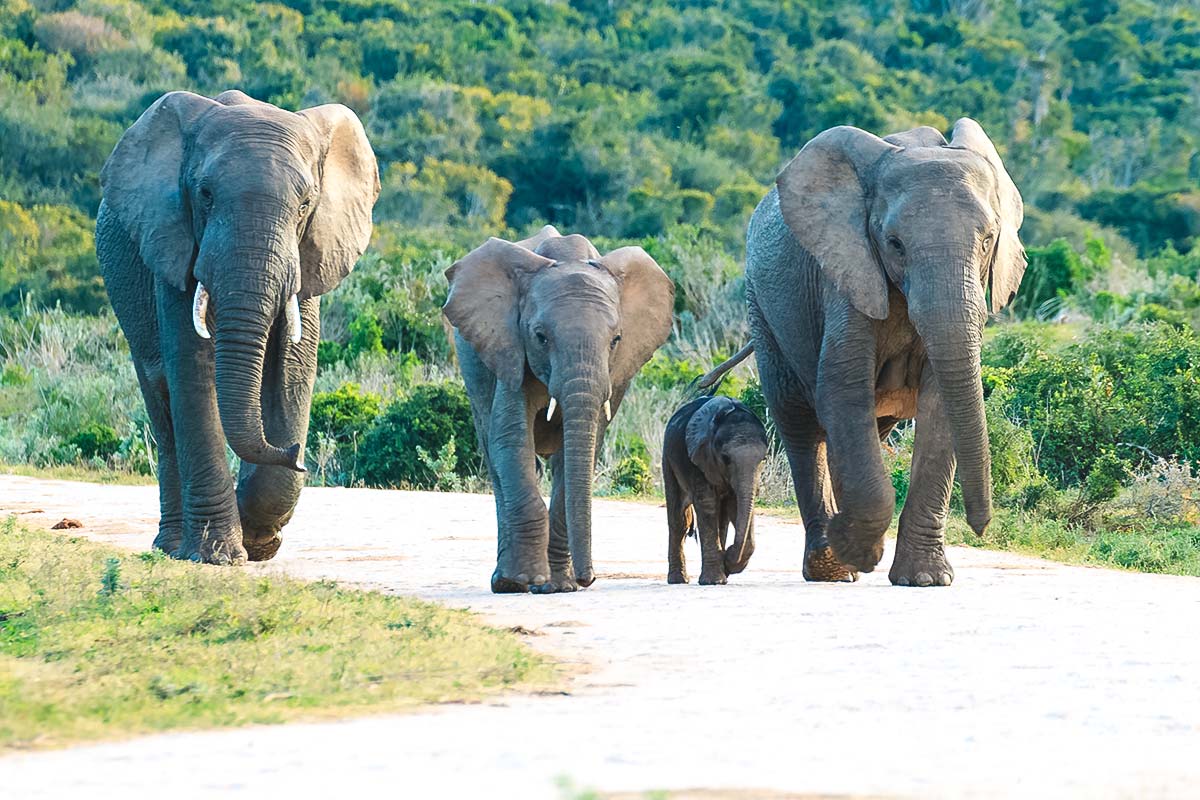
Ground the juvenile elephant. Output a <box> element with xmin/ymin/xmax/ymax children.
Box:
<box><xmin>703</xmin><ymin>119</ymin><xmax>1025</xmax><ymax>586</ymax></box>
<box><xmin>444</xmin><ymin>227</ymin><xmax>674</xmax><ymax>593</ymax></box>
<box><xmin>663</xmin><ymin>395</ymin><xmax>769</xmax><ymax>585</ymax></box>
<box><xmin>97</xmin><ymin>90</ymin><xmax>379</xmax><ymax>564</ymax></box>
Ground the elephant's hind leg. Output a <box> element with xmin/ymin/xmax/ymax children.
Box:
<box><xmin>891</xmin><ymin>371</ymin><xmax>955</xmax><ymax>587</ymax></box>
<box><xmin>756</xmin><ymin>335</ymin><xmax>855</xmax><ymax>582</ymax></box>
<box><xmin>134</xmin><ymin>363</ymin><xmax>183</xmax><ymax>556</ymax></box>
<box><xmin>664</xmin><ymin>466</ymin><xmax>690</xmax><ymax>584</ymax></box>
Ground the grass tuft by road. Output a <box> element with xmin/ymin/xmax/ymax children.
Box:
<box><xmin>0</xmin><ymin>516</ymin><xmax>555</xmax><ymax>751</ymax></box>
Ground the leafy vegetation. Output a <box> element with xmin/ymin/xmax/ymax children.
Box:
<box><xmin>3</xmin><ymin>1</ymin><xmax>1200</xmax><ymax>571</ymax></box>
<box><xmin>0</xmin><ymin>516</ymin><xmax>553</xmax><ymax>749</ymax></box>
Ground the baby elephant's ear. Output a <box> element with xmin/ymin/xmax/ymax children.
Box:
<box><xmin>686</xmin><ymin>397</ymin><xmax>736</xmax><ymax>486</ymax></box>
<box><xmin>444</xmin><ymin>238</ymin><xmax>554</xmax><ymax>391</ymax></box>
<box><xmin>596</xmin><ymin>246</ymin><xmax>676</xmax><ymax>388</ymax></box>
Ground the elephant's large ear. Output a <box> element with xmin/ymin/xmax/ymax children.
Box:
<box><xmin>597</xmin><ymin>246</ymin><xmax>676</xmax><ymax>387</ymax></box>
<box><xmin>950</xmin><ymin>118</ymin><xmax>1027</xmax><ymax>313</ymax></box>
<box><xmin>297</xmin><ymin>104</ymin><xmax>380</xmax><ymax>299</ymax></box>
<box><xmin>444</xmin><ymin>238</ymin><xmax>555</xmax><ymax>391</ymax></box>
<box><xmin>99</xmin><ymin>91</ymin><xmax>217</xmax><ymax>292</ymax></box>
<box><xmin>776</xmin><ymin>126</ymin><xmax>899</xmax><ymax>321</ymax></box>
<box><xmin>686</xmin><ymin>397</ymin><xmax>736</xmax><ymax>487</ymax></box>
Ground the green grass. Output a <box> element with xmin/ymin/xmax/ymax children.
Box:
<box><xmin>2</xmin><ymin>462</ymin><xmax>156</xmax><ymax>486</ymax></box>
<box><xmin>945</xmin><ymin>508</ymin><xmax>1200</xmax><ymax>576</ymax></box>
<box><xmin>0</xmin><ymin>517</ymin><xmax>555</xmax><ymax>751</ymax></box>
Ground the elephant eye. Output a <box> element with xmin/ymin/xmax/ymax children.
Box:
<box><xmin>198</xmin><ymin>186</ymin><xmax>213</xmax><ymax>205</ymax></box>
<box><xmin>298</xmin><ymin>197</ymin><xmax>312</xmax><ymax>215</ymax></box>
<box><xmin>610</xmin><ymin>334</ymin><xmax>622</xmax><ymax>350</ymax></box>
<box><xmin>886</xmin><ymin>235</ymin><xmax>905</xmax><ymax>256</ymax></box>
<box><xmin>535</xmin><ymin>331</ymin><xmax>548</xmax><ymax>346</ymax></box>
<box><xmin>982</xmin><ymin>233</ymin><xmax>995</xmax><ymax>252</ymax></box>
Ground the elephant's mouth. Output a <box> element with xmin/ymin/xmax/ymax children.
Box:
<box><xmin>191</xmin><ymin>282</ymin><xmax>302</xmax><ymax>344</ymax></box>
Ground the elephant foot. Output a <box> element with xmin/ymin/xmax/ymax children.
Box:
<box><xmin>698</xmin><ymin>565</ymin><xmax>727</xmax><ymax>585</ymax></box>
<box><xmin>243</xmin><ymin>530</ymin><xmax>282</xmax><ymax>562</ymax></box>
<box><xmin>826</xmin><ymin>514</ymin><xmax>886</xmax><ymax>574</ymax></box>
<box><xmin>724</xmin><ymin>548</ymin><xmax>753</xmax><ymax>576</ymax></box>
<box><xmin>890</xmin><ymin>541</ymin><xmax>954</xmax><ymax>587</ymax></box>
<box><xmin>180</xmin><ymin>533</ymin><xmax>248</xmax><ymax>566</ymax></box>
<box><xmin>802</xmin><ymin>544</ymin><xmax>858</xmax><ymax>582</ymax></box>
<box><xmin>667</xmin><ymin>569</ymin><xmax>688</xmax><ymax>584</ymax></box>
<box><xmin>530</xmin><ymin>571</ymin><xmax>579</xmax><ymax>594</ymax></box>
<box><xmin>490</xmin><ymin>567</ymin><xmax>548</xmax><ymax>594</ymax></box>
<box><xmin>152</xmin><ymin>527</ymin><xmax>183</xmax><ymax>558</ymax></box>
<box><xmin>575</xmin><ymin>568</ymin><xmax>595</xmax><ymax>588</ymax></box>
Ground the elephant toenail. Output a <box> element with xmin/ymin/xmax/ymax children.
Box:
<box><xmin>532</xmin><ymin>574</ymin><xmax>546</xmax><ymax>585</ymax></box>
<box><xmin>897</xmin><ymin>576</ymin><xmax>910</xmax><ymax>586</ymax></box>
<box><xmin>915</xmin><ymin>572</ymin><xmax>933</xmax><ymax>586</ymax></box>
<box><xmin>942</xmin><ymin>572</ymin><xmax>953</xmax><ymax>585</ymax></box>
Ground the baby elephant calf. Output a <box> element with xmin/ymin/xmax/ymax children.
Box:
<box><xmin>663</xmin><ymin>396</ymin><xmax>769</xmax><ymax>585</ymax></box>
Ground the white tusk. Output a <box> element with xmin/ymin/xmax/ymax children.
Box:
<box><xmin>546</xmin><ymin>397</ymin><xmax>557</xmax><ymax>421</ymax></box>
<box><xmin>603</xmin><ymin>399</ymin><xmax>612</xmax><ymax>422</ymax></box>
<box><xmin>192</xmin><ymin>282</ymin><xmax>211</xmax><ymax>339</ymax></box>
<box><xmin>285</xmin><ymin>294</ymin><xmax>302</xmax><ymax>344</ymax></box>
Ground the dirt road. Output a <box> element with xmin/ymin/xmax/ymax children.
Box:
<box><xmin>1</xmin><ymin>475</ymin><xmax>1198</xmax><ymax>798</ymax></box>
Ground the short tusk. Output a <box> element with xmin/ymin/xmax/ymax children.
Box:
<box><xmin>546</xmin><ymin>397</ymin><xmax>557</xmax><ymax>421</ymax></box>
<box><xmin>285</xmin><ymin>295</ymin><xmax>302</xmax><ymax>344</ymax></box>
<box><xmin>603</xmin><ymin>399</ymin><xmax>612</xmax><ymax>422</ymax></box>
<box><xmin>192</xmin><ymin>282</ymin><xmax>211</xmax><ymax>339</ymax></box>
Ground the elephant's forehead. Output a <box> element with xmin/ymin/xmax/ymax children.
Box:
<box><xmin>534</xmin><ymin>234</ymin><xmax>600</xmax><ymax>261</ymax></box>
<box><xmin>883</xmin><ymin>148</ymin><xmax>995</xmax><ymax>192</ymax></box>
<box><xmin>531</xmin><ymin>264</ymin><xmax>619</xmax><ymax>301</ymax></box>
<box><xmin>194</xmin><ymin>106</ymin><xmax>320</xmax><ymax>160</ymax></box>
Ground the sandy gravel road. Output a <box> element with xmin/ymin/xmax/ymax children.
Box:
<box><xmin>1</xmin><ymin>474</ymin><xmax>1198</xmax><ymax>799</ymax></box>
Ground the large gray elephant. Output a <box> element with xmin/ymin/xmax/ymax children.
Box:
<box><xmin>444</xmin><ymin>226</ymin><xmax>675</xmax><ymax>593</ymax></box>
<box><xmin>97</xmin><ymin>90</ymin><xmax>379</xmax><ymax>564</ymax></box>
<box><xmin>702</xmin><ymin>119</ymin><xmax>1025</xmax><ymax>586</ymax></box>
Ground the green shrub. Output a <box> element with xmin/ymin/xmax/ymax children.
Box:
<box><xmin>986</xmin><ymin>321</ymin><xmax>1200</xmax><ymax>488</ymax></box>
<box><xmin>611</xmin><ymin>454</ymin><xmax>652</xmax><ymax>495</ymax></box>
<box><xmin>306</xmin><ymin>383</ymin><xmax>382</xmax><ymax>485</ymax></box>
<box><xmin>67</xmin><ymin>422</ymin><xmax>120</xmax><ymax>460</ymax></box>
<box><xmin>358</xmin><ymin>382</ymin><xmax>479</xmax><ymax>489</ymax></box>
<box><xmin>316</xmin><ymin>340</ymin><xmax>345</xmax><ymax>368</ymax></box>
<box><xmin>347</xmin><ymin>312</ymin><xmax>385</xmax><ymax>360</ymax></box>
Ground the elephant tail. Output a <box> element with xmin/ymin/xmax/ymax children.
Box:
<box><xmin>697</xmin><ymin>342</ymin><xmax>755</xmax><ymax>390</ymax></box>
<box><xmin>683</xmin><ymin>504</ymin><xmax>697</xmax><ymax>539</ymax></box>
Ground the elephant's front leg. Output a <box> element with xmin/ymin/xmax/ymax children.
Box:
<box><xmin>816</xmin><ymin>316</ymin><xmax>895</xmax><ymax>573</ymax></box>
<box><xmin>158</xmin><ymin>283</ymin><xmax>246</xmax><ymax>565</ymax></box>
<box><xmin>488</xmin><ymin>383</ymin><xmax>550</xmax><ymax>593</ymax></box>
<box><xmin>892</xmin><ymin>366</ymin><xmax>956</xmax><ymax>587</ymax></box>
<box><xmin>236</xmin><ymin>297</ymin><xmax>320</xmax><ymax>561</ymax></box>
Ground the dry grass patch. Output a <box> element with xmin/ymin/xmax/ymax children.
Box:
<box><xmin>0</xmin><ymin>516</ymin><xmax>555</xmax><ymax>750</ymax></box>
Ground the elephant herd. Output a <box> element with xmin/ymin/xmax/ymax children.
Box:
<box><xmin>96</xmin><ymin>90</ymin><xmax>1025</xmax><ymax>592</ymax></box>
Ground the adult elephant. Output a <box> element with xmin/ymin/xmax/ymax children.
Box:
<box><xmin>444</xmin><ymin>227</ymin><xmax>674</xmax><ymax>593</ymax></box>
<box><xmin>97</xmin><ymin>90</ymin><xmax>379</xmax><ymax>564</ymax></box>
<box><xmin>702</xmin><ymin>119</ymin><xmax>1025</xmax><ymax>586</ymax></box>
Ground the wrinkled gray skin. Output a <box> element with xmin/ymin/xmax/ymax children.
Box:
<box><xmin>444</xmin><ymin>227</ymin><xmax>675</xmax><ymax>593</ymax></box>
<box><xmin>663</xmin><ymin>396</ymin><xmax>769</xmax><ymax>585</ymax></box>
<box><xmin>96</xmin><ymin>90</ymin><xmax>379</xmax><ymax>564</ymax></box>
<box><xmin>706</xmin><ymin>119</ymin><xmax>1025</xmax><ymax>587</ymax></box>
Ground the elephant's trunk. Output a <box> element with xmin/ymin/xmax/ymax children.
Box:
<box><xmin>212</xmin><ymin>292</ymin><xmax>305</xmax><ymax>473</ymax></box>
<box><xmin>560</xmin><ymin>374</ymin><xmax>603</xmax><ymax>587</ymax></box>
<box><xmin>724</xmin><ymin>469</ymin><xmax>758</xmax><ymax>574</ymax></box>
<box><xmin>913</xmin><ymin>282</ymin><xmax>992</xmax><ymax>535</ymax></box>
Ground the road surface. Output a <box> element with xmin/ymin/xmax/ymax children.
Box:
<box><xmin>1</xmin><ymin>475</ymin><xmax>1198</xmax><ymax>799</ymax></box>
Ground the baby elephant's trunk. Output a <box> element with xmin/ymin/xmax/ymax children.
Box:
<box><xmin>724</xmin><ymin>469</ymin><xmax>759</xmax><ymax>574</ymax></box>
